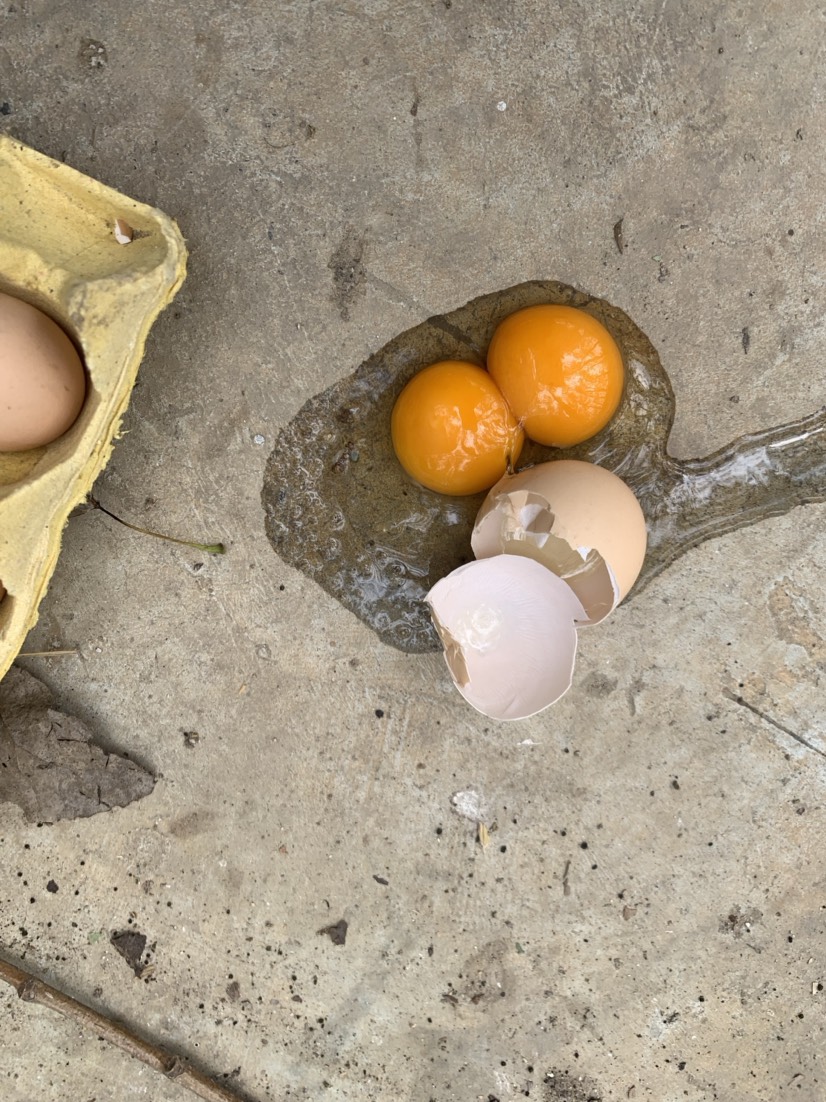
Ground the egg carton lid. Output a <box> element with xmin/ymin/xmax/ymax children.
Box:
<box><xmin>0</xmin><ymin>134</ymin><xmax>187</xmax><ymax>679</ymax></box>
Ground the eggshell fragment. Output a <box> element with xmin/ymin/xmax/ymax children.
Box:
<box><xmin>472</xmin><ymin>460</ymin><xmax>647</xmax><ymax>624</ymax></box>
<box><xmin>114</xmin><ymin>218</ymin><xmax>134</xmax><ymax>244</ymax></box>
<box><xmin>426</xmin><ymin>555</ymin><xmax>586</xmax><ymax>721</ymax></box>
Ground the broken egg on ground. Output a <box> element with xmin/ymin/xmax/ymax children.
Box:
<box><xmin>472</xmin><ymin>460</ymin><xmax>647</xmax><ymax>625</ymax></box>
<box><xmin>426</xmin><ymin>554</ymin><xmax>586</xmax><ymax>720</ymax></box>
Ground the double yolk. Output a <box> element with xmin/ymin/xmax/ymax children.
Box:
<box><xmin>390</xmin><ymin>360</ymin><xmax>523</xmax><ymax>496</ymax></box>
<box><xmin>391</xmin><ymin>304</ymin><xmax>625</xmax><ymax>495</ymax></box>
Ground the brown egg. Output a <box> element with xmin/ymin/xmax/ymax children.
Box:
<box><xmin>0</xmin><ymin>292</ymin><xmax>87</xmax><ymax>452</ymax></box>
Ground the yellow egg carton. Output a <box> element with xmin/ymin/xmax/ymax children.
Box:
<box><xmin>0</xmin><ymin>134</ymin><xmax>186</xmax><ymax>679</ymax></box>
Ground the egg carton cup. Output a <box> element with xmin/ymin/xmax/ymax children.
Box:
<box><xmin>0</xmin><ymin>134</ymin><xmax>187</xmax><ymax>679</ymax></box>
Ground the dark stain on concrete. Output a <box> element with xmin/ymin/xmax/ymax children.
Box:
<box><xmin>329</xmin><ymin>227</ymin><xmax>367</xmax><ymax>320</ymax></box>
<box><xmin>543</xmin><ymin>1069</ymin><xmax>603</xmax><ymax>1101</ymax></box>
<box><xmin>582</xmin><ymin>672</ymin><xmax>618</xmax><ymax>698</ymax></box>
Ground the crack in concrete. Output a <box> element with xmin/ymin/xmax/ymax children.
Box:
<box><xmin>723</xmin><ymin>689</ymin><xmax>826</xmax><ymax>760</ymax></box>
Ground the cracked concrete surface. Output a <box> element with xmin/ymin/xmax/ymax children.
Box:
<box><xmin>1</xmin><ymin>1</ymin><xmax>825</xmax><ymax>1099</ymax></box>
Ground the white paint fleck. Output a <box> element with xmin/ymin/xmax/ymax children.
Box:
<box><xmin>451</xmin><ymin>789</ymin><xmax>485</xmax><ymax>822</ymax></box>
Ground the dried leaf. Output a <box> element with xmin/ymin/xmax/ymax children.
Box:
<box><xmin>110</xmin><ymin>930</ymin><xmax>147</xmax><ymax>976</ymax></box>
<box><xmin>0</xmin><ymin>667</ymin><xmax>155</xmax><ymax>822</ymax></box>
<box><xmin>318</xmin><ymin>918</ymin><xmax>348</xmax><ymax>945</ymax></box>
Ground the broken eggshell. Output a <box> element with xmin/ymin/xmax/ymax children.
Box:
<box><xmin>426</xmin><ymin>555</ymin><xmax>587</xmax><ymax>721</ymax></box>
<box><xmin>472</xmin><ymin>460</ymin><xmax>647</xmax><ymax>625</ymax></box>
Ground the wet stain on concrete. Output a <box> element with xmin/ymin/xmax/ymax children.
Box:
<box><xmin>263</xmin><ymin>280</ymin><xmax>826</xmax><ymax>652</ymax></box>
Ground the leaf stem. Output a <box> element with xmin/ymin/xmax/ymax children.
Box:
<box><xmin>17</xmin><ymin>650</ymin><xmax>79</xmax><ymax>657</ymax></box>
<box><xmin>90</xmin><ymin>498</ymin><xmax>225</xmax><ymax>554</ymax></box>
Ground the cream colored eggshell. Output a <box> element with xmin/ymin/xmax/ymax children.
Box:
<box><xmin>472</xmin><ymin>460</ymin><xmax>647</xmax><ymax>620</ymax></box>
<box><xmin>426</xmin><ymin>555</ymin><xmax>587</xmax><ymax>721</ymax></box>
<box><xmin>0</xmin><ymin>292</ymin><xmax>87</xmax><ymax>451</ymax></box>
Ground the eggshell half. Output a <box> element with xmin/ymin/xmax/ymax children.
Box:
<box><xmin>472</xmin><ymin>460</ymin><xmax>647</xmax><ymax>623</ymax></box>
<box><xmin>426</xmin><ymin>555</ymin><xmax>586</xmax><ymax>721</ymax></box>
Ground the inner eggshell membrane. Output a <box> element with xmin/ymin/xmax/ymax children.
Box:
<box><xmin>426</xmin><ymin>555</ymin><xmax>587</xmax><ymax>721</ymax></box>
<box><xmin>472</xmin><ymin>488</ymin><xmax>619</xmax><ymax>625</ymax></box>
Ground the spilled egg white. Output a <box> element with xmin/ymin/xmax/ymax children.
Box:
<box><xmin>472</xmin><ymin>460</ymin><xmax>647</xmax><ymax>625</ymax></box>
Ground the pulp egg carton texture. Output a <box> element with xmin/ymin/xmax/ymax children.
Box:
<box><xmin>0</xmin><ymin>134</ymin><xmax>186</xmax><ymax>679</ymax></box>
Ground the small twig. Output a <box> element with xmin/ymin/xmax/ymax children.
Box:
<box><xmin>17</xmin><ymin>649</ymin><xmax>79</xmax><ymax>658</ymax></box>
<box><xmin>89</xmin><ymin>497</ymin><xmax>225</xmax><ymax>555</ymax></box>
<box><xmin>0</xmin><ymin>955</ymin><xmax>252</xmax><ymax>1102</ymax></box>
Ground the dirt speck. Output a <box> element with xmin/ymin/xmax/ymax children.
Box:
<box><xmin>720</xmin><ymin>904</ymin><xmax>763</xmax><ymax>938</ymax></box>
<box><xmin>79</xmin><ymin>39</ymin><xmax>107</xmax><ymax>70</ymax></box>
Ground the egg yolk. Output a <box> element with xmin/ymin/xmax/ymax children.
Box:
<box><xmin>486</xmin><ymin>304</ymin><xmax>624</xmax><ymax>448</ymax></box>
<box><xmin>391</xmin><ymin>360</ymin><xmax>524</xmax><ymax>495</ymax></box>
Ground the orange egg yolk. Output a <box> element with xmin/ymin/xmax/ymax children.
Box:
<box><xmin>486</xmin><ymin>304</ymin><xmax>624</xmax><ymax>448</ymax></box>
<box><xmin>391</xmin><ymin>360</ymin><xmax>524</xmax><ymax>495</ymax></box>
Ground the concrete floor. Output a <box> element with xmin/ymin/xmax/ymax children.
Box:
<box><xmin>2</xmin><ymin>1</ymin><xmax>825</xmax><ymax>1099</ymax></box>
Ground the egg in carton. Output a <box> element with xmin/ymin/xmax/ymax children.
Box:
<box><xmin>0</xmin><ymin>134</ymin><xmax>186</xmax><ymax>680</ymax></box>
